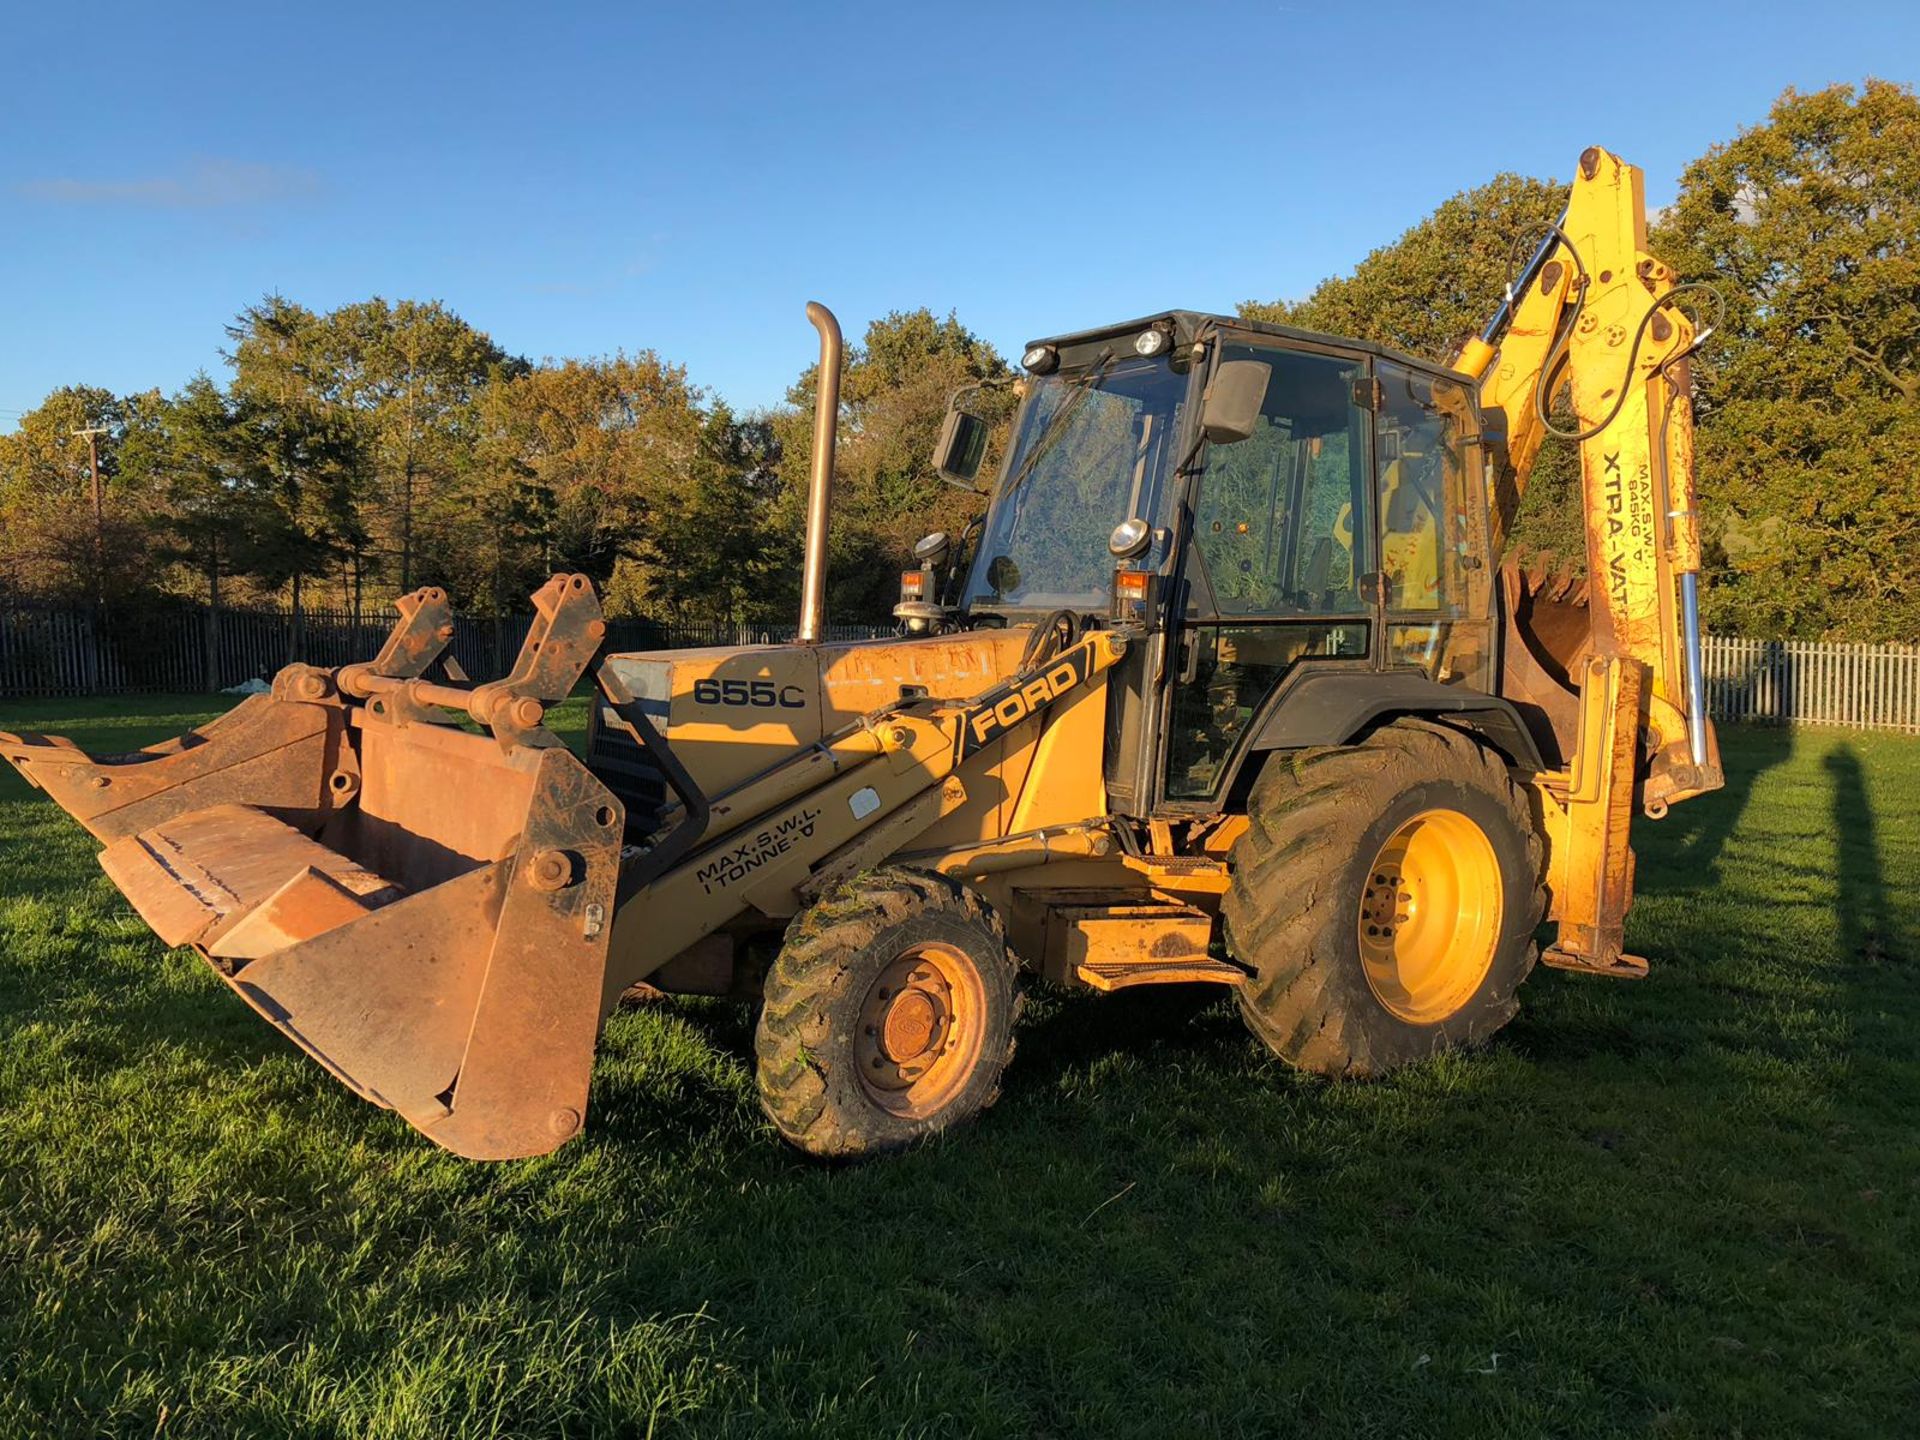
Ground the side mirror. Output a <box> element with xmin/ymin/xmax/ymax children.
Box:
<box><xmin>933</xmin><ymin>409</ymin><xmax>991</xmax><ymax>490</ymax></box>
<box><xmin>1201</xmin><ymin>360</ymin><xmax>1272</xmax><ymax>445</ymax></box>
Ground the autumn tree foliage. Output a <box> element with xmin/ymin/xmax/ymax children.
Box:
<box><xmin>1240</xmin><ymin>81</ymin><xmax>1919</xmax><ymax>639</ymax></box>
<box><xmin>1</xmin><ymin>82</ymin><xmax>1912</xmax><ymax>638</ymax></box>
<box><xmin>1659</xmin><ymin>80</ymin><xmax>1920</xmax><ymax>640</ymax></box>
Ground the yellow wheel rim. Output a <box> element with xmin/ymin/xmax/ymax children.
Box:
<box><xmin>854</xmin><ymin>941</ymin><xmax>985</xmax><ymax>1119</ymax></box>
<box><xmin>1357</xmin><ymin>808</ymin><xmax>1504</xmax><ymax>1025</ymax></box>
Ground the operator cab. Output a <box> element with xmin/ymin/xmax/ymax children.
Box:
<box><xmin>930</xmin><ymin>310</ymin><xmax>1503</xmax><ymax>817</ymax></box>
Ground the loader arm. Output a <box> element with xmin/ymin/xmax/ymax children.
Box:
<box><xmin>1453</xmin><ymin>145</ymin><xmax>1724</xmax><ymax>975</ymax></box>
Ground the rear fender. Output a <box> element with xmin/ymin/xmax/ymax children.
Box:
<box><xmin>1248</xmin><ymin>669</ymin><xmax>1546</xmax><ymax>772</ymax></box>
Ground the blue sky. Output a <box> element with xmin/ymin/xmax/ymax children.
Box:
<box><xmin>0</xmin><ymin>1</ymin><xmax>1908</xmax><ymax>427</ymax></box>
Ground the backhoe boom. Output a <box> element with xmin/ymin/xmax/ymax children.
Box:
<box><xmin>1457</xmin><ymin>145</ymin><xmax>1723</xmax><ymax>974</ymax></box>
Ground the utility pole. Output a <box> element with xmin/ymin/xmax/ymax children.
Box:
<box><xmin>73</xmin><ymin>424</ymin><xmax>109</xmax><ymax>606</ymax></box>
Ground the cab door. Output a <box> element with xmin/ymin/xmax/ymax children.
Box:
<box><xmin>1374</xmin><ymin>361</ymin><xmax>1496</xmax><ymax>689</ymax></box>
<box><xmin>1160</xmin><ymin>340</ymin><xmax>1375</xmax><ymax>805</ymax></box>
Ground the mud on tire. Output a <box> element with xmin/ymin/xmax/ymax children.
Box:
<box><xmin>1224</xmin><ymin>718</ymin><xmax>1546</xmax><ymax>1077</ymax></box>
<box><xmin>756</xmin><ymin>866</ymin><xmax>1021</xmax><ymax>1159</ymax></box>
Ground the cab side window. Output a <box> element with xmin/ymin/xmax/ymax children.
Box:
<box><xmin>1187</xmin><ymin>346</ymin><xmax>1371</xmax><ymax>617</ymax></box>
<box><xmin>1375</xmin><ymin>363</ymin><xmax>1491</xmax><ymax>684</ymax></box>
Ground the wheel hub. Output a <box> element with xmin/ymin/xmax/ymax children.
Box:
<box><xmin>1357</xmin><ymin>808</ymin><xmax>1504</xmax><ymax>1025</ymax></box>
<box><xmin>879</xmin><ymin>986</ymin><xmax>944</xmax><ymax>1063</ymax></box>
<box><xmin>1361</xmin><ymin>866</ymin><xmax>1413</xmax><ymax>943</ymax></box>
<box><xmin>854</xmin><ymin>941</ymin><xmax>983</xmax><ymax>1118</ymax></box>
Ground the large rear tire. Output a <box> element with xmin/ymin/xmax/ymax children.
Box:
<box><xmin>1224</xmin><ymin>718</ymin><xmax>1545</xmax><ymax>1076</ymax></box>
<box><xmin>756</xmin><ymin>867</ymin><xmax>1020</xmax><ymax>1159</ymax></box>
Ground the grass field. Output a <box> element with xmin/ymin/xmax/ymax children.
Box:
<box><xmin>1</xmin><ymin>696</ymin><xmax>1916</xmax><ymax>1438</ymax></box>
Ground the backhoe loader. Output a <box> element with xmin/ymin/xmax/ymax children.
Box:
<box><xmin>2</xmin><ymin>146</ymin><xmax>1722</xmax><ymax>1159</ymax></box>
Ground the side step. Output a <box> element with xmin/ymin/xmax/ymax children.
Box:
<box><xmin>1541</xmin><ymin>947</ymin><xmax>1650</xmax><ymax>979</ymax></box>
<box><xmin>1021</xmin><ymin>889</ymin><xmax>1246</xmax><ymax>991</ymax></box>
<box><xmin>1076</xmin><ymin>955</ymin><xmax>1247</xmax><ymax>992</ymax></box>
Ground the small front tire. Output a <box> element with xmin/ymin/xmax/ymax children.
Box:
<box><xmin>756</xmin><ymin>867</ymin><xmax>1019</xmax><ymax>1159</ymax></box>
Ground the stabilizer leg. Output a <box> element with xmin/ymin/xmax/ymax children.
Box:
<box><xmin>1539</xmin><ymin>655</ymin><xmax>1649</xmax><ymax>978</ymax></box>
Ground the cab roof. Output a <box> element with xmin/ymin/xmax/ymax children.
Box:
<box><xmin>1025</xmin><ymin>309</ymin><xmax>1471</xmax><ymax>386</ymax></box>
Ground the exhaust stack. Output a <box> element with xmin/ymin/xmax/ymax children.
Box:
<box><xmin>799</xmin><ymin>301</ymin><xmax>843</xmax><ymax>644</ymax></box>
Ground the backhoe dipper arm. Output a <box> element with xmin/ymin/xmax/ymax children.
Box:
<box><xmin>1453</xmin><ymin>146</ymin><xmax>1724</xmax><ymax>976</ymax></box>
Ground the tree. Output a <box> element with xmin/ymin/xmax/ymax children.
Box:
<box><xmin>141</xmin><ymin>376</ymin><xmax>283</xmax><ymax>612</ymax></box>
<box><xmin>450</xmin><ymin>352</ymin><xmax>710</xmax><ymax>612</ymax></box>
<box><xmin>1241</xmin><ymin>173</ymin><xmax>1566</xmax><ymax>361</ymax></box>
<box><xmin>220</xmin><ymin>299</ymin><xmax>368</xmax><ymax>640</ymax></box>
<box><xmin>0</xmin><ymin>385</ymin><xmax>166</xmax><ymax>604</ymax></box>
<box><xmin>314</xmin><ymin>299</ymin><xmax>516</xmax><ymax>597</ymax></box>
<box><xmin>224</xmin><ymin>295</ymin><xmax>514</xmax><ymax>615</ymax></box>
<box><xmin>1660</xmin><ymin>79</ymin><xmax>1920</xmax><ymax>639</ymax></box>
<box><xmin>617</xmin><ymin>405</ymin><xmax>784</xmax><ymax>625</ymax></box>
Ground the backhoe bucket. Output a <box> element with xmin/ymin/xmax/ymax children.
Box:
<box><xmin>1499</xmin><ymin>553</ymin><xmax>1593</xmax><ymax>767</ymax></box>
<box><xmin>0</xmin><ymin>578</ymin><xmax>624</xmax><ymax>1159</ymax></box>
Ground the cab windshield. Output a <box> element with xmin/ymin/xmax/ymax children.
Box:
<box><xmin>961</xmin><ymin>352</ymin><xmax>1191</xmax><ymax>614</ymax></box>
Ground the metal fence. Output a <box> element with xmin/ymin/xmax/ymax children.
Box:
<box><xmin>0</xmin><ymin>600</ymin><xmax>889</xmax><ymax>699</ymax></box>
<box><xmin>4</xmin><ymin>602</ymin><xmax>1918</xmax><ymax>733</ymax></box>
<box><xmin>1702</xmin><ymin>635</ymin><xmax>1920</xmax><ymax>734</ymax></box>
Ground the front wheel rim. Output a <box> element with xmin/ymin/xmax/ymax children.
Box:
<box><xmin>853</xmin><ymin>941</ymin><xmax>985</xmax><ymax>1118</ymax></box>
<box><xmin>1357</xmin><ymin>808</ymin><xmax>1504</xmax><ymax>1025</ymax></box>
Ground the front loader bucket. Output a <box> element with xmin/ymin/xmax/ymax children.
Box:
<box><xmin>0</xmin><ymin>578</ymin><xmax>625</xmax><ymax>1159</ymax></box>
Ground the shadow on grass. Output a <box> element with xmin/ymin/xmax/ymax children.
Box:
<box><xmin>1636</xmin><ymin>721</ymin><xmax>1793</xmax><ymax>896</ymax></box>
<box><xmin>1826</xmin><ymin>743</ymin><xmax>1896</xmax><ymax>966</ymax></box>
<box><xmin>1002</xmin><ymin>983</ymin><xmax>1243</xmax><ymax>1087</ymax></box>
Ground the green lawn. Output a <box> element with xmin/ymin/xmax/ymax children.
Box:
<box><xmin>1</xmin><ymin>697</ymin><xmax>1916</xmax><ymax>1438</ymax></box>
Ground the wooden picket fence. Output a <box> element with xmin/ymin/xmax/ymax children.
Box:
<box><xmin>0</xmin><ymin>601</ymin><xmax>887</xmax><ymax>699</ymax></box>
<box><xmin>1702</xmin><ymin>635</ymin><xmax>1920</xmax><ymax>734</ymax></box>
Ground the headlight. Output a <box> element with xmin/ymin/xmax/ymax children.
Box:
<box><xmin>1108</xmin><ymin>517</ymin><xmax>1152</xmax><ymax>559</ymax></box>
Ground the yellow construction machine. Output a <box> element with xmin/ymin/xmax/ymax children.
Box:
<box><xmin>1</xmin><ymin>147</ymin><xmax>1722</xmax><ymax>1159</ymax></box>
